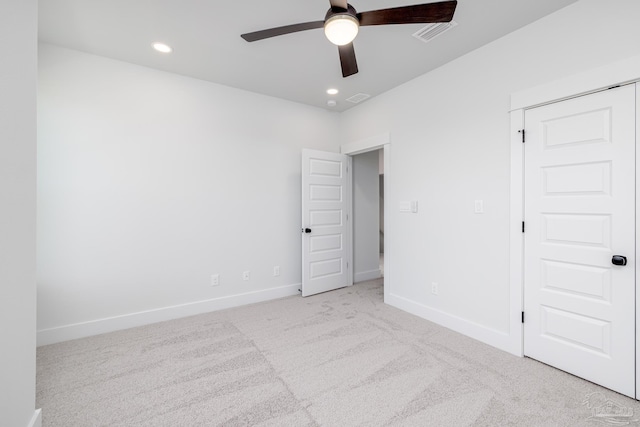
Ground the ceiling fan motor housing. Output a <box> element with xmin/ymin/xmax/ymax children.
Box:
<box><xmin>325</xmin><ymin>4</ymin><xmax>358</xmax><ymax>22</ymax></box>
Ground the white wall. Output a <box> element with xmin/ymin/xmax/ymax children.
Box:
<box><xmin>0</xmin><ymin>1</ymin><xmax>40</xmax><ymax>426</ymax></box>
<box><xmin>353</xmin><ymin>150</ymin><xmax>381</xmax><ymax>282</ymax></box>
<box><xmin>37</xmin><ymin>0</ymin><xmax>640</xmax><ymax>354</ymax></box>
<box><xmin>339</xmin><ymin>0</ymin><xmax>640</xmax><ymax>353</ymax></box>
<box><xmin>37</xmin><ymin>44</ymin><xmax>341</xmax><ymax>344</ymax></box>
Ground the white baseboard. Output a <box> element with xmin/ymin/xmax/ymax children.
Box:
<box><xmin>386</xmin><ymin>293</ymin><xmax>520</xmax><ymax>356</ymax></box>
<box><xmin>354</xmin><ymin>269</ymin><xmax>382</xmax><ymax>283</ymax></box>
<box><xmin>28</xmin><ymin>409</ymin><xmax>42</xmax><ymax>427</ymax></box>
<box><xmin>37</xmin><ymin>284</ymin><xmax>301</xmax><ymax>346</ymax></box>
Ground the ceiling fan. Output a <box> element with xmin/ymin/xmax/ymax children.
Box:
<box><xmin>241</xmin><ymin>0</ymin><xmax>457</xmax><ymax>78</ymax></box>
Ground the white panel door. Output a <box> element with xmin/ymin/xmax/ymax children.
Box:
<box><xmin>301</xmin><ymin>149</ymin><xmax>352</xmax><ymax>297</ymax></box>
<box><xmin>523</xmin><ymin>85</ymin><xmax>635</xmax><ymax>398</ymax></box>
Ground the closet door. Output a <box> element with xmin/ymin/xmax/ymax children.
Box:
<box><xmin>523</xmin><ymin>84</ymin><xmax>636</xmax><ymax>398</ymax></box>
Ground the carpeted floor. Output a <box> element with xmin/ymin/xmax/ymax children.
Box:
<box><xmin>37</xmin><ymin>279</ymin><xmax>640</xmax><ymax>426</ymax></box>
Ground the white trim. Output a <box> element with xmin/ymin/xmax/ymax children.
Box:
<box><xmin>636</xmin><ymin>83</ymin><xmax>639</xmax><ymax>399</ymax></box>
<box><xmin>37</xmin><ymin>284</ymin><xmax>300</xmax><ymax>346</ymax></box>
<box><xmin>387</xmin><ymin>293</ymin><xmax>515</xmax><ymax>354</ymax></box>
<box><xmin>347</xmin><ymin>155</ymin><xmax>354</xmax><ymax>288</ymax></box>
<box><xmin>354</xmin><ymin>269</ymin><xmax>382</xmax><ymax>283</ymax></box>
<box><xmin>511</xmin><ymin>53</ymin><xmax>640</xmax><ymax>111</ymax></box>
<box><xmin>341</xmin><ymin>132</ymin><xmax>390</xmax><ymax>156</ymax></box>
<box><xmin>509</xmin><ymin>109</ymin><xmax>525</xmax><ymax>357</ymax></box>
<box><xmin>383</xmin><ymin>144</ymin><xmax>391</xmax><ymax>303</ymax></box>
<box><xmin>341</xmin><ymin>133</ymin><xmax>392</xmax><ymax>303</ymax></box>
<box><xmin>27</xmin><ymin>409</ymin><xmax>42</xmax><ymax>427</ymax></box>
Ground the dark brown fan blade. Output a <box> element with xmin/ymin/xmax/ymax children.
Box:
<box><xmin>358</xmin><ymin>0</ymin><xmax>457</xmax><ymax>26</ymax></box>
<box><xmin>329</xmin><ymin>0</ymin><xmax>348</xmax><ymax>10</ymax></box>
<box><xmin>338</xmin><ymin>43</ymin><xmax>358</xmax><ymax>78</ymax></box>
<box><xmin>241</xmin><ymin>21</ymin><xmax>324</xmax><ymax>42</ymax></box>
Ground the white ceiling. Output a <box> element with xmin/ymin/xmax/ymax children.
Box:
<box><xmin>38</xmin><ymin>0</ymin><xmax>578</xmax><ymax>112</ymax></box>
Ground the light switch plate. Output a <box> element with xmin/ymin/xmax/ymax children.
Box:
<box><xmin>474</xmin><ymin>200</ymin><xmax>484</xmax><ymax>214</ymax></box>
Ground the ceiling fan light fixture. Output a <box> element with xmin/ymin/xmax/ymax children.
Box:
<box><xmin>324</xmin><ymin>14</ymin><xmax>359</xmax><ymax>46</ymax></box>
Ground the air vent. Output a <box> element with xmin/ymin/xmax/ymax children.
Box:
<box><xmin>412</xmin><ymin>21</ymin><xmax>457</xmax><ymax>43</ymax></box>
<box><xmin>346</xmin><ymin>93</ymin><xmax>370</xmax><ymax>104</ymax></box>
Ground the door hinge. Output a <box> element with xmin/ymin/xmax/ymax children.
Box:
<box><xmin>522</xmin><ymin>221</ymin><xmax>525</xmax><ymax>233</ymax></box>
<box><xmin>521</xmin><ymin>311</ymin><xmax>525</xmax><ymax>323</ymax></box>
<box><xmin>518</xmin><ymin>129</ymin><xmax>525</xmax><ymax>143</ymax></box>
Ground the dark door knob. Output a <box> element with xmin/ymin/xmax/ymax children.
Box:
<box><xmin>612</xmin><ymin>255</ymin><xmax>627</xmax><ymax>266</ymax></box>
<box><xmin>303</xmin><ymin>228</ymin><xmax>312</xmax><ymax>234</ymax></box>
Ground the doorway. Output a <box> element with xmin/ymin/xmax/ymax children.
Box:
<box><xmin>301</xmin><ymin>137</ymin><xmax>391</xmax><ymax>299</ymax></box>
<box><xmin>341</xmin><ymin>133</ymin><xmax>391</xmax><ymax>302</ymax></box>
<box><xmin>352</xmin><ymin>149</ymin><xmax>384</xmax><ymax>284</ymax></box>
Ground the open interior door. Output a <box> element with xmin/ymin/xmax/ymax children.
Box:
<box><xmin>301</xmin><ymin>149</ymin><xmax>352</xmax><ymax>297</ymax></box>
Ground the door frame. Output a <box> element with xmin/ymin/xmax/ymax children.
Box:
<box><xmin>509</xmin><ymin>54</ymin><xmax>640</xmax><ymax>363</ymax></box>
<box><xmin>342</xmin><ymin>133</ymin><xmax>391</xmax><ymax>303</ymax></box>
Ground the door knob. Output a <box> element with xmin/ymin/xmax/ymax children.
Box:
<box><xmin>302</xmin><ymin>228</ymin><xmax>312</xmax><ymax>234</ymax></box>
<box><xmin>612</xmin><ymin>255</ymin><xmax>627</xmax><ymax>266</ymax></box>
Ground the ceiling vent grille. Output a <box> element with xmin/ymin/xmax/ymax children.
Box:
<box><xmin>412</xmin><ymin>21</ymin><xmax>457</xmax><ymax>43</ymax></box>
<box><xmin>346</xmin><ymin>93</ymin><xmax>370</xmax><ymax>104</ymax></box>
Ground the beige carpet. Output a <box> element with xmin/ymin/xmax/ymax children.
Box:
<box><xmin>37</xmin><ymin>279</ymin><xmax>640</xmax><ymax>426</ymax></box>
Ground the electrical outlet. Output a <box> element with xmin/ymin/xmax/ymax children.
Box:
<box><xmin>431</xmin><ymin>282</ymin><xmax>439</xmax><ymax>295</ymax></box>
<box><xmin>242</xmin><ymin>271</ymin><xmax>250</xmax><ymax>281</ymax></box>
<box><xmin>211</xmin><ymin>274</ymin><xmax>219</xmax><ymax>287</ymax></box>
<box><xmin>273</xmin><ymin>266</ymin><xmax>280</xmax><ymax>276</ymax></box>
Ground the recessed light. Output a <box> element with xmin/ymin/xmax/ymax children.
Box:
<box><xmin>152</xmin><ymin>42</ymin><xmax>172</xmax><ymax>53</ymax></box>
<box><xmin>327</xmin><ymin>88</ymin><xmax>339</xmax><ymax>95</ymax></box>
<box><xmin>327</xmin><ymin>100</ymin><xmax>337</xmax><ymax>107</ymax></box>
